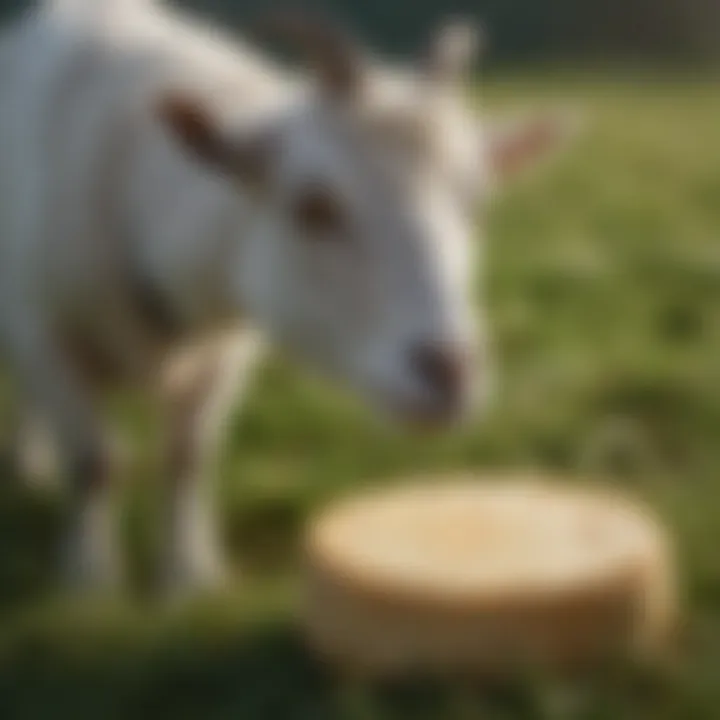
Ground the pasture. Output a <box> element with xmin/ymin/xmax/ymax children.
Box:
<box><xmin>0</xmin><ymin>75</ymin><xmax>719</xmax><ymax>719</ymax></box>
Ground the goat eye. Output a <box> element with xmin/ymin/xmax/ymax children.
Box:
<box><xmin>292</xmin><ymin>186</ymin><xmax>345</xmax><ymax>237</ymax></box>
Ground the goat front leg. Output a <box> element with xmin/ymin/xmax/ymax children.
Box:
<box><xmin>159</xmin><ymin>335</ymin><xmax>263</xmax><ymax>596</ymax></box>
<box><xmin>9</xmin><ymin>401</ymin><xmax>127</xmax><ymax>491</ymax></box>
<box><xmin>3</xmin><ymin>321</ymin><xmax>120</xmax><ymax>590</ymax></box>
<box><xmin>7</xmin><ymin>401</ymin><xmax>59</xmax><ymax>488</ymax></box>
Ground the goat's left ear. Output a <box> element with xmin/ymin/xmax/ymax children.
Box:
<box><xmin>485</xmin><ymin>109</ymin><xmax>583</xmax><ymax>186</ymax></box>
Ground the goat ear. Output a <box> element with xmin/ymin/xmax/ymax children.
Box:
<box><xmin>486</xmin><ymin>109</ymin><xmax>583</xmax><ymax>185</ymax></box>
<box><xmin>255</xmin><ymin>11</ymin><xmax>363</xmax><ymax>100</ymax></box>
<box><xmin>425</xmin><ymin>19</ymin><xmax>483</xmax><ymax>84</ymax></box>
<box><xmin>158</xmin><ymin>95</ymin><xmax>227</xmax><ymax>167</ymax></box>
<box><xmin>157</xmin><ymin>94</ymin><xmax>272</xmax><ymax>188</ymax></box>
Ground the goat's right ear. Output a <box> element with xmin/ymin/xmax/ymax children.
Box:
<box><xmin>157</xmin><ymin>94</ymin><xmax>272</xmax><ymax>189</ymax></box>
<box><xmin>158</xmin><ymin>94</ymin><xmax>227</xmax><ymax>167</ymax></box>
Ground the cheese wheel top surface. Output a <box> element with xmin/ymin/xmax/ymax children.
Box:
<box><xmin>308</xmin><ymin>478</ymin><xmax>662</xmax><ymax>603</ymax></box>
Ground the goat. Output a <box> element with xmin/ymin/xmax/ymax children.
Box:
<box><xmin>0</xmin><ymin>0</ymin><xmax>578</xmax><ymax>594</ymax></box>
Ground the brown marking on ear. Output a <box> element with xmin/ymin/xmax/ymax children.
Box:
<box><xmin>157</xmin><ymin>94</ymin><xmax>274</xmax><ymax>191</ymax></box>
<box><xmin>158</xmin><ymin>94</ymin><xmax>227</xmax><ymax>167</ymax></box>
<box><xmin>491</xmin><ymin>115</ymin><xmax>570</xmax><ymax>181</ymax></box>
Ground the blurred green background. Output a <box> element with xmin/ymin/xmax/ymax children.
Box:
<box><xmin>1</xmin><ymin>1</ymin><xmax>720</xmax><ymax>719</ymax></box>
<box><xmin>3</xmin><ymin>0</ymin><xmax>720</xmax><ymax>64</ymax></box>
<box><xmin>183</xmin><ymin>0</ymin><xmax>720</xmax><ymax>65</ymax></box>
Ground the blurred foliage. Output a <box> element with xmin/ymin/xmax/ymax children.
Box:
<box><xmin>1</xmin><ymin>0</ymin><xmax>720</xmax><ymax>66</ymax></box>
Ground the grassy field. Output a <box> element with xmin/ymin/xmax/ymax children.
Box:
<box><xmin>0</xmin><ymin>75</ymin><xmax>719</xmax><ymax>719</ymax></box>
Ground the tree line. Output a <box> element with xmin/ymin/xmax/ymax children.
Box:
<box><xmin>2</xmin><ymin>0</ymin><xmax>718</xmax><ymax>65</ymax></box>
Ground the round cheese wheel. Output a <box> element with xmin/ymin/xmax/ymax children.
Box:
<box><xmin>302</xmin><ymin>474</ymin><xmax>678</xmax><ymax>678</ymax></box>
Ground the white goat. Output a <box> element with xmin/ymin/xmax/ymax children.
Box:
<box><xmin>0</xmin><ymin>0</ymin><xmax>577</xmax><ymax>594</ymax></box>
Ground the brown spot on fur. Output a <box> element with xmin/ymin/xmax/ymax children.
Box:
<box><xmin>60</xmin><ymin>330</ymin><xmax>126</xmax><ymax>387</ymax></box>
<box><xmin>256</xmin><ymin>10</ymin><xmax>363</xmax><ymax>98</ymax></box>
<box><xmin>293</xmin><ymin>183</ymin><xmax>347</xmax><ymax>237</ymax></box>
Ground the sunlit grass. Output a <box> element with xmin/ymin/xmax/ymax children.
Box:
<box><xmin>0</xmin><ymin>76</ymin><xmax>719</xmax><ymax>718</ymax></box>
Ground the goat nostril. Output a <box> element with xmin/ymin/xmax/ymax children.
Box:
<box><xmin>411</xmin><ymin>343</ymin><xmax>468</xmax><ymax>403</ymax></box>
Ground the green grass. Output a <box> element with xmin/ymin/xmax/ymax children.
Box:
<box><xmin>1</xmin><ymin>76</ymin><xmax>720</xmax><ymax>718</ymax></box>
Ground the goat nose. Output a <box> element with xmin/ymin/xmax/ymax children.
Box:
<box><xmin>410</xmin><ymin>342</ymin><xmax>469</xmax><ymax>407</ymax></box>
